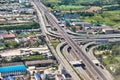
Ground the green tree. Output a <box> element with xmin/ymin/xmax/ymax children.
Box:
<box><xmin>116</xmin><ymin>0</ymin><xmax>120</xmax><ymax>6</ymax></box>
<box><xmin>11</xmin><ymin>56</ymin><xmax>22</xmax><ymax>62</ymax></box>
<box><xmin>61</xmin><ymin>0</ymin><xmax>76</xmax><ymax>5</ymax></box>
<box><xmin>4</xmin><ymin>40</ymin><xmax>20</xmax><ymax>49</ymax></box>
<box><xmin>71</xmin><ymin>27</ymin><xmax>76</xmax><ymax>32</ymax></box>
<box><xmin>1</xmin><ymin>58</ymin><xmax>8</xmax><ymax>63</ymax></box>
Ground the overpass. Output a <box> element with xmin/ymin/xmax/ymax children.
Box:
<box><xmin>33</xmin><ymin>0</ymin><xmax>114</xmax><ymax>80</ymax></box>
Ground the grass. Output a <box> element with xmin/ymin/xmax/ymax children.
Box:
<box><xmin>59</xmin><ymin>5</ymin><xmax>87</xmax><ymax>11</ymax></box>
<box><xmin>84</xmin><ymin>10</ymin><xmax>120</xmax><ymax>27</ymax></box>
<box><xmin>23</xmin><ymin>54</ymin><xmax>44</xmax><ymax>59</ymax></box>
<box><xmin>43</xmin><ymin>0</ymin><xmax>60</xmax><ymax>2</ymax></box>
<box><xmin>115</xmin><ymin>56</ymin><xmax>120</xmax><ymax>62</ymax></box>
<box><xmin>52</xmin><ymin>42</ymin><xmax>60</xmax><ymax>49</ymax></box>
<box><xmin>43</xmin><ymin>0</ymin><xmax>96</xmax><ymax>4</ymax></box>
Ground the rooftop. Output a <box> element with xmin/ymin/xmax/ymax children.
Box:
<box><xmin>0</xmin><ymin>65</ymin><xmax>26</xmax><ymax>73</ymax></box>
<box><xmin>3</xmin><ymin>33</ymin><xmax>15</xmax><ymax>39</ymax></box>
<box><xmin>0</xmin><ymin>62</ymin><xmax>23</xmax><ymax>67</ymax></box>
<box><xmin>72</xmin><ymin>22</ymin><xmax>91</xmax><ymax>26</ymax></box>
<box><xmin>25</xmin><ymin>59</ymin><xmax>55</xmax><ymax>66</ymax></box>
<box><xmin>34</xmin><ymin>73</ymin><xmax>40</xmax><ymax>79</ymax></box>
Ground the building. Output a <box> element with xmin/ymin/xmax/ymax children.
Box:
<box><xmin>2</xmin><ymin>33</ymin><xmax>15</xmax><ymax>40</ymax></box>
<box><xmin>91</xmin><ymin>26</ymin><xmax>102</xmax><ymax>32</ymax></box>
<box><xmin>72</xmin><ymin>26</ymin><xmax>83</xmax><ymax>31</ymax></box>
<box><xmin>19</xmin><ymin>8</ymin><xmax>35</xmax><ymax>14</ymax></box>
<box><xmin>8</xmin><ymin>76</ymin><xmax>15</xmax><ymax>80</ymax></box>
<box><xmin>0</xmin><ymin>35</ymin><xmax>3</xmax><ymax>40</ymax></box>
<box><xmin>0</xmin><ymin>62</ymin><xmax>23</xmax><ymax>67</ymax></box>
<box><xmin>0</xmin><ymin>30</ymin><xmax>7</xmax><ymax>40</ymax></box>
<box><xmin>55</xmin><ymin>74</ymin><xmax>65</xmax><ymax>80</ymax></box>
<box><xmin>71</xmin><ymin>22</ymin><xmax>91</xmax><ymax>30</ymax></box>
<box><xmin>34</xmin><ymin>73</ymin><xmax>41</xmax><ymax>80</ymax></box>
<box><xmin>25</xmin><ymin>59</ymin><xmax>55</xmax><ymax>67</ymax></box>
<box><xmin>19</xmin><ymin>0</ymin><xmax>26</xmax><ymax>3</ymax></box>
<box><xmin>71</xmin><ymin>22</ymin><xmax>91</xmax><ymax>27</ymax></box>
<box><xmin>58</xmin><ymin>64</ymin><xmax>72</xmax><ymax>80</ymax></box>
<box><xmin>2</xmin><ymin>76</ymin><xmax>15</xmax><ymax>80</ymax></box>
<box><xmin>0</xmin><ymin>65</ymin><xmax>27</xmax><ymax>77</ymax></box>
<box><xmin>102</xmin><ymin>26</ymin><xmax>114</xmax><ymax>34</ymax></box>
<box><xmin>40</xmin><ymin>73</ymin><xmax>46</xmax><ymax>80</ymax></box>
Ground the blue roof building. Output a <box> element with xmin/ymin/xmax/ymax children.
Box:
<box><xmin>8</xmin><ymin>76</ymin><xmax>15</xmax><ymax>80</ymax></box>
<box><xmin>34</xmin><ymin>73</ymin><xmax>41</xmax><ymax>80</ymax></box>
<box><xmin>0</xmin><ymin>65</ymin><xmax>27</xmax><ymax>77</ymax></box>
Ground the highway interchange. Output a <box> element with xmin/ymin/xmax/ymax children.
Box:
<box><xmin>32</xmin><ymin>0</ymin><xmax>119</xmax><ymax>80</ymax></box>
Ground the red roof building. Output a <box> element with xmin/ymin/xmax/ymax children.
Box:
<box><xmin>3</xmin><ymin>33</ymin><xmax>15</xmax><ymax>40</ymax></box>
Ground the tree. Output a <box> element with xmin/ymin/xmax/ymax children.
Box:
<box><xmin>4</xmin><ymin>40</ymin><xmax>20</xmax><ymax>49</ymax></box>
<box><xmin>116</xmin><ymin>0</ymin><xmax>120</xmax><ymax>6</ymax></box>
<box><xmin>71</xmin><ymin>27</ymin><xmax>76</xmax><ymax>32</ymax></box>
<box><xmin>11</xmin><ymin>56</ymin><xmax>22</xmax><ymax>62</ymax></box>
<box><xmin>1</xmin><ymin>58</ymin><xmax>8</xmax><ymax>63</ymax></box>
<box><xmin>61</xmin><ymin>0</ymin><xmax>76</xmax><ymax>5</ymax></box>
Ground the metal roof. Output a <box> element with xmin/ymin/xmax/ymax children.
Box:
<box><xmin>0</xmin><ymin>65</ymin><xmax>26</xmax><ymax>73</ymax></box>
<box><xmin>25</xmin><ymin>59</ymin><xmax>54</xmax><ymax>66</ymax></box>
<box><xmin>34</xmin><ymin>73</ymin><xmax>40</xmax><ymax>79</ymax></box>
<box><xmin>8</xmin><ymin>76</ymin><xmax>15</xmax><ymax>80</ymax></box>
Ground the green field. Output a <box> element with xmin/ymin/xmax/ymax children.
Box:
<box><xmin>23</xmin><ymin>54</ymin><xmax>44</xmax><ymax>59</ymax></box>
<box><xmin>84</xmin><ymin>10</ymin><xmax>120</xmax><ymax>27</ymax></box>
<box><xmin>59</xmin><ymin>5</ymin><xmax>87</xmax><ymax>11</ymax></box>
<box><xmin>43</xmin><ymin>0</ymin><xmax>96</xmax><ymax>3</ymax></box>
<box><xmin>52</xmin><ymin>42</ymin><xmax>60</xmax><ymax>49</ymax></box>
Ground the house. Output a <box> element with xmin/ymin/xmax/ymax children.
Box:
<box><xmin>19</xmin><ymin>0</ymin><xmax>26</xmax><ymax>4</ymax></box>
<box><xmin>2</xmin><ymin>33</ymin><xmax>15</xmax><ymax>40</ymax></box>
<box><xmin>0</xmin><ymin>35</ymin><xmax>3</xmax><ymax>40</ymax></box>
<box><xmin>27</xmin><ymin>35</ymin><xmax>37</xmax><ymax>41</ymax></box>
<box><xmin>71</xmin><ymin>22</ymin><xmax>91</xmax><ymax>30</ymax></box>
<box><xmin>91</xmin><ymin>26</ymin><xmax>102</xmax><ymax>32</ymax></box>
<box><xmin>0</xmin><ymin>30</ymin><xmax>7</xmax><ymax>40</ymax></box>
<box><xmin>2</xmin><ymin>76</ymin><xmax>15</xmax><ymax>80</ymax></box>
<box><xmin>55</xmin><ymin>74</ymin><xmax>65</xmax><ymax>80</ymax></box>
<box><xmin>19</xmin><ymin>8</ymin><xmax>35</xmax><ymax>14</ymax></box>
<box><xmin>102</xmin><ymin>26</ymin><xmax>114</xmax><ymax>34</ymax></box>
<box><xmin>72</xmin><ymin>26</ymin><xmax>83</xmax><ymax>31</ymax></box>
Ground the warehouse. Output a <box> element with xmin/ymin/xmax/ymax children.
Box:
<box><xmin>0</xmin><ymin>65</ymin><xmax>27</xmax><ymax>77</ymax></box>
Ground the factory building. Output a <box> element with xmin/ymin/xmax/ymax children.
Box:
<box><xmin>0</xmin><ymin>65</ymin><xmax>27</xmax><ymax>77</ymax></box>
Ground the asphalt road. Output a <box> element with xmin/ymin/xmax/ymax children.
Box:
<box><xmin>33</xmin><ymin>0</ymin><xmax>114</xmax><ymax>80</ymax></box>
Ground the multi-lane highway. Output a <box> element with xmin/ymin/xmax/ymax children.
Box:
<box><xmin>32</xmin><ymin>1</ymin><xmax>81</xmax><ymax>80</ymax></box>
<box><xmin>33</xmin><ymin>0</ymin><xmax>114</xmax><ymax>80</ymax></box>
<box><xmin>63</xmin><ymin>44</ymin><xmax>93</xmax><ymax>80</ymax></box>
<box><xmin>56</xmin><ymin>42</ymin><xmax>80</xmax><ymax>80</ymax></box>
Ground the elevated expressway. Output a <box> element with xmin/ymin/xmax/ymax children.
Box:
<box><xmin>32</xmin><ymin>1</ymin><xmax>80</xmax><ymax>80</ymax></box>
<box><xmin>33</xmin><ymin>0</ymin><xmax>115</xmax><ymax>80</ymax></box>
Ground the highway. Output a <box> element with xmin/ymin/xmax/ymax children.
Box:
<box><xmin>33</xmin><ymin>1</ymin><xmax>113</xmax><ymax>80</ymax></box>
<box><xmin>81</xmin><ymin>42</ymin><xmax>114</xmax><ymax>80</ymax></box>
<box><xmin>63</xmin><ymin>45</ymin><xmax>74</xmax><ymax>61</ymax></box>
<box><xmin>56</xmin><ymin>42</ymin><xmax>80</xmax><ymax>80</ymax></box>
<box><xmin>33</xmin><ymin>0</ymin><xmax>114</xmax><ymax>80</ymax></box>
<box><xmin>63</xmin><ymin>44</ymin><xmax>93</xmax><ymax>80</ymax></box>
<box><xmin>32</xmin><ymin>1</ymin><xmax>81</xmax><ymax>80</ymax></box>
